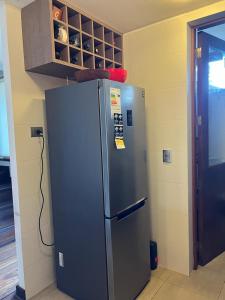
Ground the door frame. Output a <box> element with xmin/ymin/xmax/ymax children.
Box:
<box><xmin>0</xmin><ymin>1</ymin><xmax>26</xmax><ymax>292</ymax></box>
<box><xmin>189</xmin><ymin>11</ymin><xmax>225</xmax><ymax>269</ymax></box>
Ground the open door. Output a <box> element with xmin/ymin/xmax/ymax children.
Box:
<box><xmin>196</xmin><ymin>31</ymin><xmax>225</xmax><ymax>265</ymax></box>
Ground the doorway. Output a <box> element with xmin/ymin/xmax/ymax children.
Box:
<box><xmin>192</xmin><ymin>19</ymin><xmax>225</xmax><ymax>268</ymax></box>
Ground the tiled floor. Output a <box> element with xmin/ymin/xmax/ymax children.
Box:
<box><xmin>32</xmin><ymin>252</ymin><xmax>225</xmax><ymax>300</ymax></box>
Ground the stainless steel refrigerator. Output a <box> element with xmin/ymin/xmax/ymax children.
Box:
<box><xmin>45</xmin><ymin>79</ymin><xmax>150</xmax><ymax>300</ymax></box>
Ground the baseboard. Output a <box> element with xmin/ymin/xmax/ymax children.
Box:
<box><xmin>15</xmin><ymin>285</ymin><xmax>26</xmax><ymax>300</ymax></box>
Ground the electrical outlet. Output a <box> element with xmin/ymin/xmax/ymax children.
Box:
<box><xmin>31</xmin><ymin>127</ymin><xmax>43</xmax><ymax>137</ymax></box>
<box><xmin>163</xmin><ymin>149</ymin><xmax>172</xmax><ymax>164</ymax></box>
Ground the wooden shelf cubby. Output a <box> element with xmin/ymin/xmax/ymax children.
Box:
<box><xmin>105</xmin><ymin>59</ymin><xmax>114</xmax><ymax>69</ymax></box>
<box><xmin>94</xmin><ymin>40</ymin><xmax>104</xmax><ymax>57</ymax></box>
<box><xmin>70</xmin><ymin>47</ymin><xmax>82</xmax><ymax>66</ymax></box>
<box><xmin>67</xmin><ymin>7</ymin><xmax>80</xmax><ymax>29</ymax></box>
<box><xmin>104</xmin><ymin>28</ymin><xmax>113</xmax><ymax>44</ymax></box>
<box><xmin>82</xmin><ymin>34</ymin><xmax>93</xmax><ymax>53</ymax></box>
<box><xmin>53</xmin><ymin>0</ymin><xmax>67</xmax><ymax>23</ymax></box>
<box><xmin>115</xmin><ymin>63</ymin><xmax>122</xmax><ymax>69</ymax></box>
<box><xmin>113</xmin><ymin>32</ymin><xmax>122</xmax><ymax>49</ymax></box>
<box><xmin>21</xmin><ymin>0</ymin><xmax>123</xmax><ymax>79</ymax></box>
<box><xmin>81</xmin><ymin>15</ymin><xmax>93</xmax><ymax>35</ymax></box>
<box><xmin>93</xmin><ymin>22</ymin><xmax>104</xmax><ymax>40</ymax></box>
<box><xmin>105</xmin><ymin>44</ymin><xmax>114</xmax><ymax>61</ymax></box>
<box><xmin>54</xmin><ymin>41</ymin><xmax>68</xmax><ymax>62</ymax></box>
<box><xmin>68</xmin><ymin>27</ymin><xmax>81</xmax><ymax>48</ymax></box>
<box><xmin>114</xmin><ymin>48</ymin><xmax>122</xmax><ymax>64</ymax></box>
<box><xmin>83</xmin><ymin>52</ymin><xmax>94</xmax><ymax>68</ymax></box>
<box><xmin>95</xmin><ymin>57</ymin><xmax>104</xmax><ymax>69</ymax></box>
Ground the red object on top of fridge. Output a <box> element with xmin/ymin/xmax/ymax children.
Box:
<box><xmin>74</xmin><ymin>68</ymin><xmax>128</xmax><ymax>83</ymax></box>
<box><xmin>106</xmin><ymin>68</ymin><xmax>127</xmax><ymax>83</ymax></box>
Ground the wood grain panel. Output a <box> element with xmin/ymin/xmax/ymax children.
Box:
<box><xmin>22</xmin><ymin>0</ymin><xmax>52</xmax><ymax>70</ymax></box>
<box><xmin>0</xmin><ymin>243</ymin><xmax>18</xmax><ymax>299</ymax></box>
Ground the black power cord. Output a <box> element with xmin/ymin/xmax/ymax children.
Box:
<box><xmin>39</xmin><ymin>134</ymin><xmax>54</xmax><ymax>247</ymax></box>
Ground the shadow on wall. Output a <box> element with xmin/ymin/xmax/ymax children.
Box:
<box><xmin>29</xmin><ymin>72</ymin><xmax>72</xmax><ymax>92</ymax></box>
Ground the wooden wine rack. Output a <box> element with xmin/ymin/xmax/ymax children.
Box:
<box><xmin>21</xmin><ymin>0</ymin><xmax>123</xmax><ymax>80</ymax></box>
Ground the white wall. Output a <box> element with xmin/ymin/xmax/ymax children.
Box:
<box><xmin>0</xmin><ymin>80</ymin><xmax>10</xmax><ymax>156</ymax></box>
<box><xmin>3</xmin><ymin>3</ymin><xmax>67</xmax><ymax>298</ymax></box>
<box><xmin>124</xmin><ymin>0</ymin><xmax>225</xmax><ymax>275</ymax></box>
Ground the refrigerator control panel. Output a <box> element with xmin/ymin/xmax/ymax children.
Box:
<box><xmin>114</xmin><ymin>113</ymin><xmax>123</xmax><ymax>125</ymax></box>
<box><xmin>114</xmin><ymin>113</ymin><xmax>124</xmax><ymax>139</ymax></box>
<box><xmin>114</xmin><ymin>113</ymin><xmax>125</xmax><ymax>149</ymax></box>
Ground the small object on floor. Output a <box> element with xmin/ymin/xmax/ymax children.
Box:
<box><xmin>74</xmin><ymin>68</ymin><xmax>127</xmax><ymax>83</ymax></box>
<box><xmin>150</xmin><ymin>240</ymin><xmax>158</xmax><ymax>270</ymax></box>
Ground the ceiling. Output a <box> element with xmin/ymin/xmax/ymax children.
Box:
<box><xmin>11</xmin><ymin>0</ymin><xmax>223</xmax><ymax>33</ymax></box>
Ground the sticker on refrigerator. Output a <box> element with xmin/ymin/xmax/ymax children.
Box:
<box><xmin>110</xmin><ymin>88</ymin><xmax>121</xmax><ymax>117</ymax></box>
<box><xmin>115</xmin><ymin>138</ymin><xmax>125</xmax><ymax>150</ymax></box>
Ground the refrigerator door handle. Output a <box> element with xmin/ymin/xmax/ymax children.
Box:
<box><xmin>116</xmin><ymin>198</ymin><xmax>147</xmax><ymax>221</ymax></box>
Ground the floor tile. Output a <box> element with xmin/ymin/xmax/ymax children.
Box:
<box><xmin>152</xmin><ymin>282</ymin><xmax>216</xmax><ymax>300</ymax></box>
<box><xmin>204</xmin><ymin>252</ymin><xmax>225</xmax><ymax>279</ymax></box>
<box><xmin>31</xmin><ymin>253</ymin><xmax>225</xmax><ymax>300</ymax></box>
<box><xmin>31</xmin><ymin>285</ymin><xmax>72</xmax><ymax>300</ymax></box>
<box><xmin>166</xmin><ymin>271</ymin><xmax>188</xmax><ymax>287</ymax></box>
<box><xmin>179</xmin><ymin>268</ymin><xmax>224</xmax><ymax>299</ymax></box>
<box><xmin>137</xmin><ymin>277</ymin><xmax>164</xmax><ymax>299</ymax></box>
<box><xmin>219</xmin><ymin>284</ymin><xmax>225</xmax><ymax>300</ymax></box>
<box><xmin>151</xmin><ymin>267</ymin><xmax>175</xmax><ymax>282</ymax></box>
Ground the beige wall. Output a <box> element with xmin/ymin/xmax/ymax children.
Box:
<box><xmin>4</xmin><ymin>3</ymin><xmax>67</xmax><ymax>298</ymax></box>
<box><xmin>124</xmin><ymin>0</ymin><xmax>225</xmax><ymax>275</ymax></box>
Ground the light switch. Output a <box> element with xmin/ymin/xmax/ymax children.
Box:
<box><xmin>163</xmin><ymin>150</ymin><xmax>172</xmax><ymax>164</ymax></box>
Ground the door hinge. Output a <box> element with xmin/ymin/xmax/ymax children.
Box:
<box><xmin>195</xmin><ymin>47</ymin><xmax>202</xmax><ymax>59</ymax></box>
<box><xmin>59</xmin><ymin>252</ymin><xmax>64</xmax><ymax>267</ymax></box>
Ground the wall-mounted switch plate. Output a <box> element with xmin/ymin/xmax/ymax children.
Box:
<box><xmin>31</xmin><ymin>127</ymin><xmax>43</xmax><ymax>137</ymax></box>
<box><xmin>163</xmin><ymin>149</ymin><xmax>172</xmax><ymax>164</ymax></box>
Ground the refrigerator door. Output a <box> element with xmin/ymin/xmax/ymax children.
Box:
<box><xmin>105</xmin><ymin>200</ymin><xmax>150</xmax><ymax>300</ymax></box>
<box><xmin>99</xmin><ymin>80</ymin><xmax>148</xmax><ymax>218</ymax></box>
<box><xmin>46</xmin><ymin>81</ymin><xmax>108</xmax><ymax>300</ymax></box>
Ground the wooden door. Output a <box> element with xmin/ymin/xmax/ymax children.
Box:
<box><xmin>197</xmin><ymin>31</ymin><xmax>225</xmax><ymax>265</ymax></box>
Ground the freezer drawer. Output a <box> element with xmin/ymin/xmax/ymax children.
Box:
<box><xmin>105</xmin><ymin>201</ymin><xmax>150</xmax><ymax>300</ymax></box>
